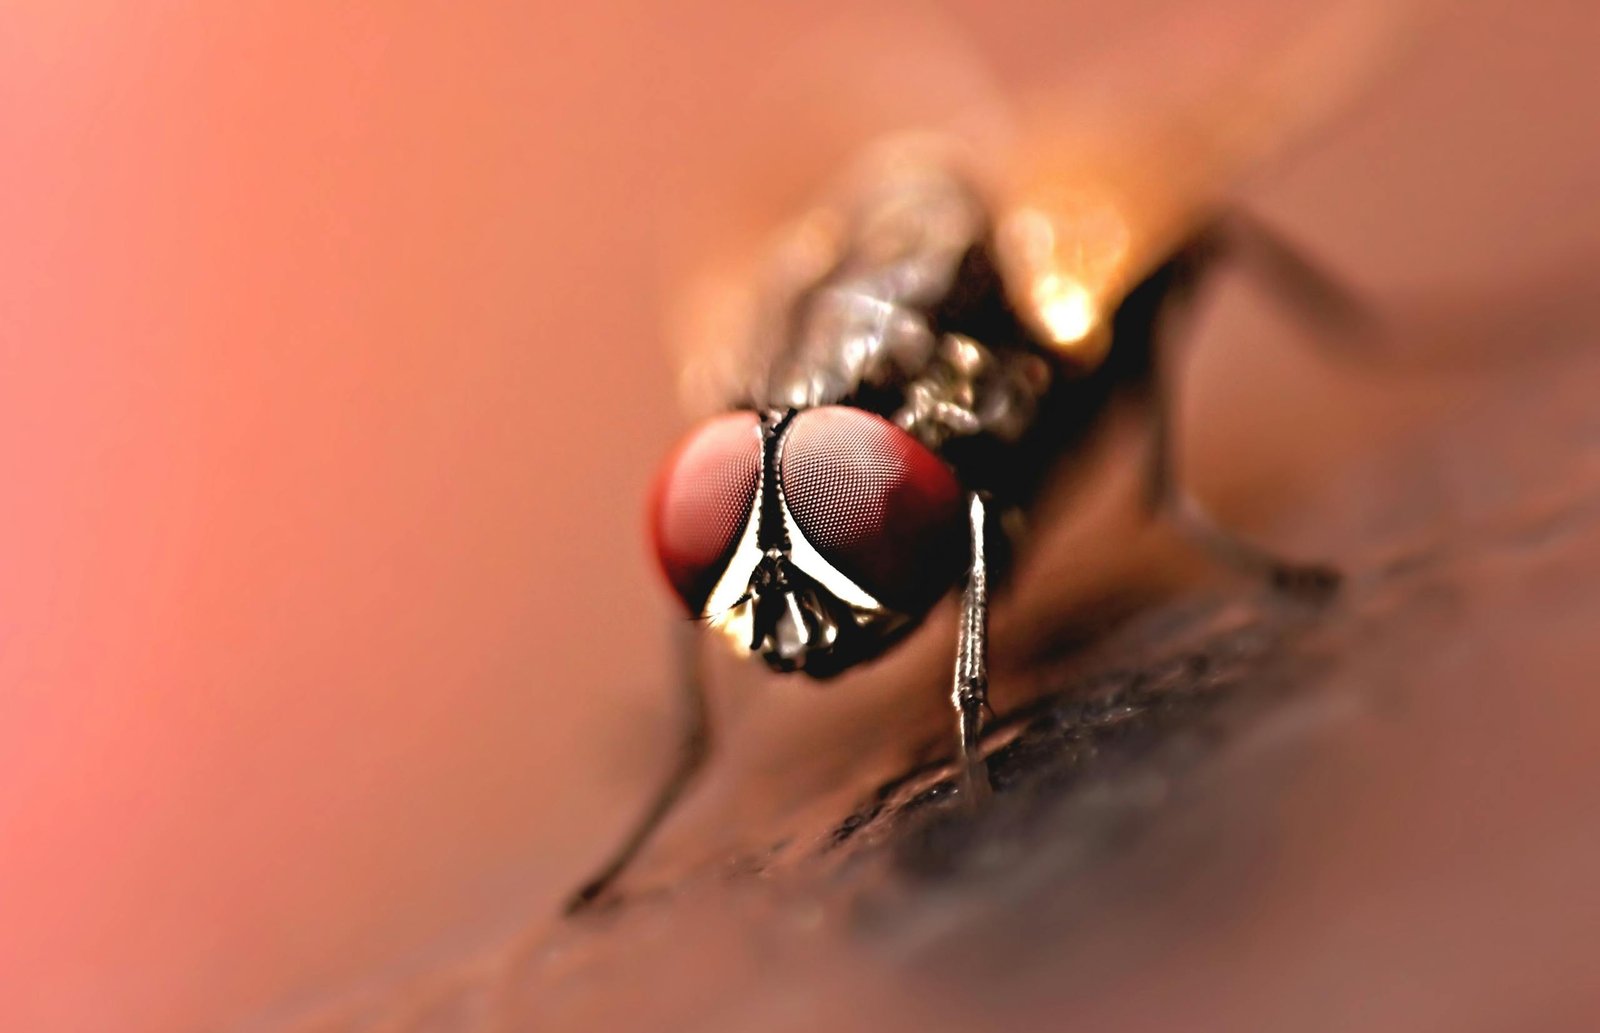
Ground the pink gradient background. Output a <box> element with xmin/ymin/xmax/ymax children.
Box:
<box><xmin>2</xmin><ymin>2</ymin><xmax>1595</xmax><ymax>1031</ymax></box>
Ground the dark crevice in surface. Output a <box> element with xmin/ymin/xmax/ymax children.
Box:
<box><xmin>815</xmin><ymin>591</ymin><xmax>1334</xmax><ymax>898</ymax></box>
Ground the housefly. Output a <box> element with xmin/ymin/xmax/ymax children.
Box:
<box><xmin>568</xmin><ymin>0</ymin><xmax>1418</xmax><ymax>911</ymax></box>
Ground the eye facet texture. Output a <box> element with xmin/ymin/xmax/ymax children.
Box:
<box><xmin>650</xmin><ymin>411</ymin><xmax>762</xmax><ymax>613</ymax></box>
<box><xmin>779</xmin><ymin>406</ymin><xmax>964</xmax><ymax>611</ymax></box>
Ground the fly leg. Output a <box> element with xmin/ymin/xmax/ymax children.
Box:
<box><xmin>951</xmin><ymin>491</ymin><xmax>994</xmax><ymax>803</ymax></box>
<box><xmin>565</xmin><ymin>621</ymin><xmax>711</xmax><ymax>913</ymax></box>
<box><xmin>1142</xmin><ymin>217</ymin><xmax>1354</xmax><ymax>596</ymax></box>
<box><xmin>1204</xmin><ymin>209</ymin><xmax>1378</xmax><ymax>346</ymax></box>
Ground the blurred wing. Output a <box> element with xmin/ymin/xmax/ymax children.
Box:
<box><xmin>663</xmin><ymin>0</ymin><xmax>1430</xmax><ymax>412</ymax></box>
<box><xmin>994</xmin><ymin>0</ymin><xmax>1429</xmax><ymax>367</ymax></box>
<box><xmin>659</xmin><ymin>10</ymin><xmax>1013</xmax><ymax>417</ymax></box>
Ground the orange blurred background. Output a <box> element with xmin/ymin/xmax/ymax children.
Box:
<box><xmin>2</xmin><ymin>2</ymin><xmax>1596</xmax><ymax>1031</ymax></box>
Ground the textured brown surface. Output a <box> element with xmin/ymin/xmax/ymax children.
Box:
<box><xmin>281</xmin><ymin>291</ymin><xmax>1600</xmax><ymax>1030</ymax></box>
<box><xmin>6</xmin><ymin>2</ymin><xmax>1599</xmax><ymax>1032</ymax></box>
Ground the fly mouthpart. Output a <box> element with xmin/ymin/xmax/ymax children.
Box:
<box><xmin>769</xmin><ymin>586</ymin><xmax>841</xmax><ymax>670</ymax></box>
<box><xmin>705</xmin><ymin>538</ymin><xmax>910</xmax><ymax>677</ymax></box>
<box><xmin>741</xmin><ymin>552</ymin><xmax>848</xmax><ymax>672</ymax></box>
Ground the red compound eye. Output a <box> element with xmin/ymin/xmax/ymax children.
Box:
<box><xmin>649</xmin><ymin>411</ymin><xmax>763</xmax><ymax>614</ymax></box>
<box><xmin>780</xmin><ymin>407</ymin><xmax>964</xmax><ymax>612</ymax></box>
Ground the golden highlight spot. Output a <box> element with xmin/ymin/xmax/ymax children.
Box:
<box><xmin>1031</xmin><ymin>273</ymin><xmax>1097</xmax><ymax>345</ymax></box>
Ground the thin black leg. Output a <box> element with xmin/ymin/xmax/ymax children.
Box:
<box><xmin>1143</xmin><ymin>220</ymin><xmax>1347</xmax><ymax>596</ymax></box>
<box><xmin>565</xmin><ymin>621</ymin><xmax>711</xmax><ymax>913</ymax></box>
<box><xmin>951</xmin><ymin>492</ymin><xmax>993</xmax><ymax>803</ymax></box>
<box><xmin>1204</xmin><ymin>210</ymin><xmax>1379</xmax><ymax>346</ymax></box>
